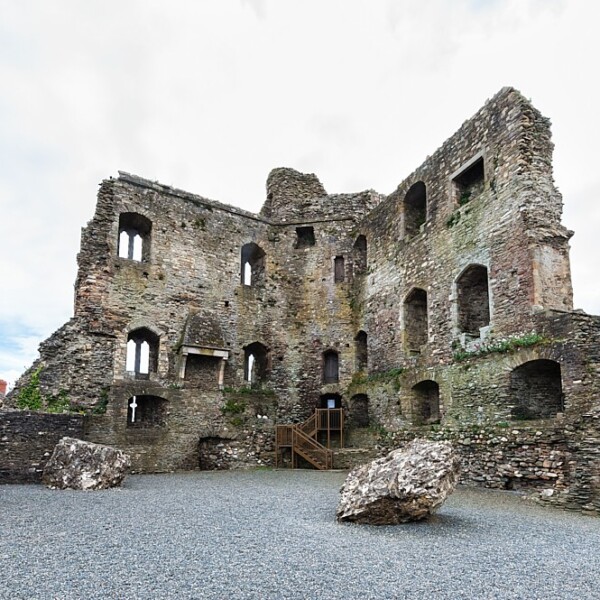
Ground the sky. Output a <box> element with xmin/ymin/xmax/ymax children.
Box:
<box><xmin>1</xmin><ymin>0</ymin><xmax>599</xmax><ymax>390</ymax></box>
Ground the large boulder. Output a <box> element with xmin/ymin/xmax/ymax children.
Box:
<box><xmin>42</xmin><ymin>437</ymin><xmax>130</xmax><ymax>490</ymax></box>
<box><xmin>336</xmin><ymin>439</ymin><xmax>460</xmax><ymax>525</ymax></box>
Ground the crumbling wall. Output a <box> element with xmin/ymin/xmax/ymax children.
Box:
<box><xmin>0</xmin><ymin>410</ymin><xmax>84</xmax><ymax>483</ymax></box>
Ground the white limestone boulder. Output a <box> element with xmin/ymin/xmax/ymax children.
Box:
<box><xmin>336</xmin><ymin>439</ymin><xmax>460</xmax><ymax>525</ymax></box>
<box><xmin>42</xmin><ymin>437</ymin><xmax>130</xmax><ymax>490</ymax></box>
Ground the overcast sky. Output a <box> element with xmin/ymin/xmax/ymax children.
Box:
<box><xmin>1</xmin><ymin>0</ymin><xmax>599</xmax><ymax>389</ymax></box>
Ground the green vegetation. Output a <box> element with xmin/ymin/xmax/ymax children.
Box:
<box><xmin>220</xmin><ymin>398</ymin><xmax>247</xmax><ymax>416</ymax></box>
<box><xmin>17</xmin><ymin>367</ymin><xmax>78</xmax><ymax>414</ymax></box>
<box><xmin>458</xmin><ymin>190</ymin><xmax>472</xmax><ymax>206</ymax></box>
<box><xmin>16</xmin><ymin>367</ymin><xmax>43</xmax><ymax>410</ymax></box>
<box><xmin>349</xmin><ymin>367</ymin><xmax>405</xmax><ymax>393</ymax></box>
<box><xmin>446</xmin><ymin>211</ymin><xmax>461</xmax><ymax>228</ymax></box>
<box><xmin>92</xmin><ymin>388</ymin><xmax>110</xmax><ymax>415</ymax></box>
<box><xmin>453</xmin><ymin>332</ymin><xmax>546</xmax><ymax>362</ymax></box>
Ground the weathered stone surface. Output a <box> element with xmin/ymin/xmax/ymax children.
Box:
<box><xmin>336</xmin><ymin>440</ymin><xmax>460</xmax><ymax>524</ymax></box>
<box><xmin>4</xmin><ymin>87</ymin><xmax>600</xmax><ymax>513</ymax></box>
<box><xmin>0</xmin><ymin>410</ymin><xmax>85</xmax><ymax>483</ymax></box>
<box><xmin>42</xmin><ymin>437</ymin><xmax>130</xmax><ymax>490</ymax></box>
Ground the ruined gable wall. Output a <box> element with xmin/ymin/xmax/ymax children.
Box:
<box><xmin>357</xmin><ymin>87</ymin><xmax>572</xmax><ymax>380</ymax></box>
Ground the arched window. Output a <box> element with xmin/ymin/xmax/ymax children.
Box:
<box><xmin>118</xmin><ymin>213</ymin><xmax>152</xmax><ymax>262</ymax></box>
<box><xmin>411</xmin><ymin>380</ymin><xmax>440</xmax><ymax>425</ymax></box>
<box><xmin>355</xmin><ymin>331</ymin><xmax>368</xmax><ymax>371</ymax></box>
<box><xmin>352</xmin><ymin>235</ymin><xmax>367</xmax><ymax>276</ymax></box>
<box><xmin>510</xmin><ymin>360</ymin><xmax>563</xmax><ymax>420</ymax></box>
<box><xmin>127</xmin><ymin>395</ymin><xmax>167</xmax><ymax>427</ymax></box>
<box><xmin>323</xmin><ymin>350</ymin><xmax>339</xmax><ymax>384</ymax></box>
<box><xmin>125</xmin><ymin>328</ymin><xmax>159</xmax><ymax>379</ymax></box>
<box><xmin>244</xmin><ymin>342</ymin><xmax>269</xmax><ymax>386</ymax></box>
<box><xmin>403</xmin><ymin>182</ymin><xmax>426</xmax><ymax>237</ymax></box>
<box><xmin>404</xmin><ymin>288</ymin><xmax>428</xmax><ymax>352</ymax></box>
<box><xmin>456</xmin><ymin>264</ymin><xmax>490</xmax><ymax>335</ymax></box>
<box><xmin>241</xmin><ymin>243</ymin><xmax>266</xmax><ymax>286</ymax></box>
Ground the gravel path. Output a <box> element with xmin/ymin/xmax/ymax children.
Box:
<box><xmin>1</xmin><ymin>470</ymin><xmax>599</xmax><ymax>599</ymax></box>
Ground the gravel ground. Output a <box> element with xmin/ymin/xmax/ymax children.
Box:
<box><xmin>1</xmin><ymin>470</ymin><xmax>599</xmax><ymax>600</ymax></box>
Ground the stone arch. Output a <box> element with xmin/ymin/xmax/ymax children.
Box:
<box><xmin>355</xmin><ymin>330</ymin><xmax>368</xmax><ymax>371</ymax></box>
<box><xmin>456</xmin><ymin>264</ymin><xmax>490</xmax><ymax>335</ymax></box>
<box><xmin>403</xmin><ymin>288</ymin><xmax>428</xmax><ymax>352</ymax></box>
<box><xmin>348</xmin><ymin>394</ymin><xmax>369</xmax><ymax>427</ymax></box>
<box><xmin>403</xmin><ymin>181</ymin><xmax>427</xmax><ymax>237</ymax></box>
<box><xmin>510</xmin><ymin>359</ymin><xmax>563</xmax><ymax>420</ymax></box>
<box><xmin>244</xmin><ymin>341</ymin><xmax>269</xmax><ymax>385</ymax></box>
<box><xmin>126</xmin><ymin>395</ymin><xmax>167</xmax><ymax>427</ymax></box>
<box><xmin>126</xmin><ymin>327</ymin><xmax>159</xmax><ymax>378</ymax></box>
<box><xmin>323</xmin><ymin>349</ymin><xmax>339</xmax><ymax>384</ymax></box>
<box><xmin>118</xmin><ymin>212</ymin><xmax>152</xmax><ymax>262</ymax></box>
<box><xmin>411</xmin><ymin>380</ymin><xmax>440</xmax><ymax>425</ymax></box>
<box><xmin>240</xmin><ymin>242</ymin><xmax>266</xmax><ymax>286</ymax></box>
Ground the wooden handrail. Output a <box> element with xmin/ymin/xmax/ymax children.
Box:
<box><xmin>293</xmin><ymin>427</ymin><xmax>332</xmax><ymax>470</ymax></box>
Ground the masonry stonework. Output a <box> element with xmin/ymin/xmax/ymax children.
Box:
<box><xmin>4</xmin><ymin>87</ymin><xmax>599</xmax><ymax>513</ymax></box>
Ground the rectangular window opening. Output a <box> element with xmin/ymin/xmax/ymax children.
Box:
<box><xmin>453</xmin><ymin>156</ymin><xmax>484</xmax><ymax>206</ymax></box>
<box><xmin>295</xmin><ymin>226</ymin><xmax>316</xmax><ymax>248</ymax></box>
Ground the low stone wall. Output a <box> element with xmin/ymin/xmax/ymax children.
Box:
<box><xmin>377</xmin><ymin>415</ymin><xmax>600</xmax><ymax>515</ymax></box>
<box><xmin>0</xmin><ymin>410</ymin><xmax>84</xmax><ymax>483</ymax></box>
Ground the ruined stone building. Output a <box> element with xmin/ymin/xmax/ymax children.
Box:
<box><xmin>5</xmin><ymin>87</ymin><xmax>600</xmax><ymax>512</ymax></box>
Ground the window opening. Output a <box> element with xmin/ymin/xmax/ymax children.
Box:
<box><xmin>456</xmin><ymin>265</ymin><xmax>490</xmax><ymax>335</ymax></box>
<box><xmin>323</xmin><ymin>350</ymin><xmax>339</xmax><ymax>384</ymax></box>
<box><xmin>126</xmin><ymin>328</ymin><xmax>159</xmax><ymax>379</ymax></box>
<box><xmin>244</xmin><ymin>342</ymin><xmax>268</xmax><ymax>386</ymax></box>
<box><xmin>127</xmin><ymin>395</ymin><xmax>167</xmax><ymax>428</ymax></box>
<box><xmin>453</xmin><ymin>156</ymin><xmax>484</xmax><ymax>205</ymax></box>
<box><xmin>510</xmin><ymin>360</ymin><xmax>563</xmax><ymax>420</ymax></box>
<box><xmin>355</xmin><ymin>331</ymin><xmax>368</xmax><ymax>371</ymax></box>
<box><xmin>352</xmin><ymin>235</ymin><xmax>367</xmax><ymax>276</ymax></box>
<box><xmin>412</xmin><ymin>380</ymin><xmax>440</xmax><ymax>426</ymax></box>
<box><xmin>334</xmin><ymin>256</ymin><xmax>345</xmax><ymax>283</ymax></box>
<box><xmin>404</xmin><ymin>288</ymin><xmax>428</xmax><ymax>352</ymax></box>
<box><xmin>118</xmin><ymin>213</ymin><xmax>152</xmax><ymax>262</ymax></box>
<box><xmin>240</xmin><ymin>243</ymin><xmax>266</xmax><ymax>286</ymax></box>
<box><xmin>403</xmin><ymin>181</ymin><xmax>427</xmax><ymax>236</ymax></box>
<box><xmin>295</xmin><ymin>226</ymin><xmax>316</xmax><ymax>248</ymax></box>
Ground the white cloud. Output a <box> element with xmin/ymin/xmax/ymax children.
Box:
<box><xmin>1</xmin><ymin>0</ymin><xmax>599</xmax><ymax>384</ymax></box>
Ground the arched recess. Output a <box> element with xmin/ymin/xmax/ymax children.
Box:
<box><xmin>352</xmin><ymin>235</ymin><xmax>367</xmax><ymax>276</ymax></box>
<box><xmin>118</xmin><ymin>213</ymin><xmax>152</xmax><ymax>262</ymax></box>
<box><xmin>404</xmin><ymin>288</ymin><xmax>428</xmax><ymax>352</ymax></box>
<box><xmin>319</xmin><ymin>393</ymin><xmax>342</xmax><ymax>409</ymax></box>
<box><xmin>126</xmin><ymin>395</ymin><xmax>167</xmax><ymax>428</ymax></box>
<box><xmin>456</xmin><ymin>264</ymin><xmax>490</xmax><ymax>335</ymax></box>
<box><xmin>126</xmin><ymin>328</ymin><xmax>159</xmax><ymax>379</ymax></box>
<box><xmin>349</xmin><ymin>394</ymin><xmax>369</xmax><ymax>427</ymax></box>
<box><xmin>510</xmin><ymin>359</ymin><xmax>563</xmax><ymax>420</ymax></box>
<box><xmin>355</xmin><ymin>331</ymin><xmax>368</xmax><ymax>371</ymax></box>
<box><xmin>403</xmin><ymin>181</ymin><xmax>427</xmax><ymax>237</ymax></box>
<box><xmin>323</xmin><ymin>350</ymin><xmax>339</xmax><ymax>384</ymax></box>
<box><xmin>241</xmin><ymin>243</ymin><xmax>266</xmax><ymax>286</ymax></box>
<box><xmin>244</xmin><ymin>342</ymin><xmax>269</xmax><ymax>386</ymax></box>
<box><xmin>411</xmin><ymin>380</ymin><xmax>440</xmax><ymax>426</ymax></box>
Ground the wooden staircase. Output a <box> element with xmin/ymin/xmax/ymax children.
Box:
<box><xmin>275</xmin><ymin>409</ymin><xmax>343</xmax><ymax>470</ymax></box>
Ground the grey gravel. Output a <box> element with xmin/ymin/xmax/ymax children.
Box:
<box><xmin>1</xmin><ymin>470</ymin><xmax>599</xmax><ymax>599</ymax></box>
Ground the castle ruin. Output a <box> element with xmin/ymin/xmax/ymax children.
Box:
<box><xmin>4</xmin><ymin>87</ymin><xmax>600</xmax><ymax>513</ymax></box>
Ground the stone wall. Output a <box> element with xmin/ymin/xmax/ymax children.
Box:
<box><xmin>0</xmin><ymin>410</ymin><xmax>84</xmax><ymax>483</ymax></box>
<box><xmin>5</xmin><ymin>87</ymin><xmax>599</xmax><ymax>513</ymax></box>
